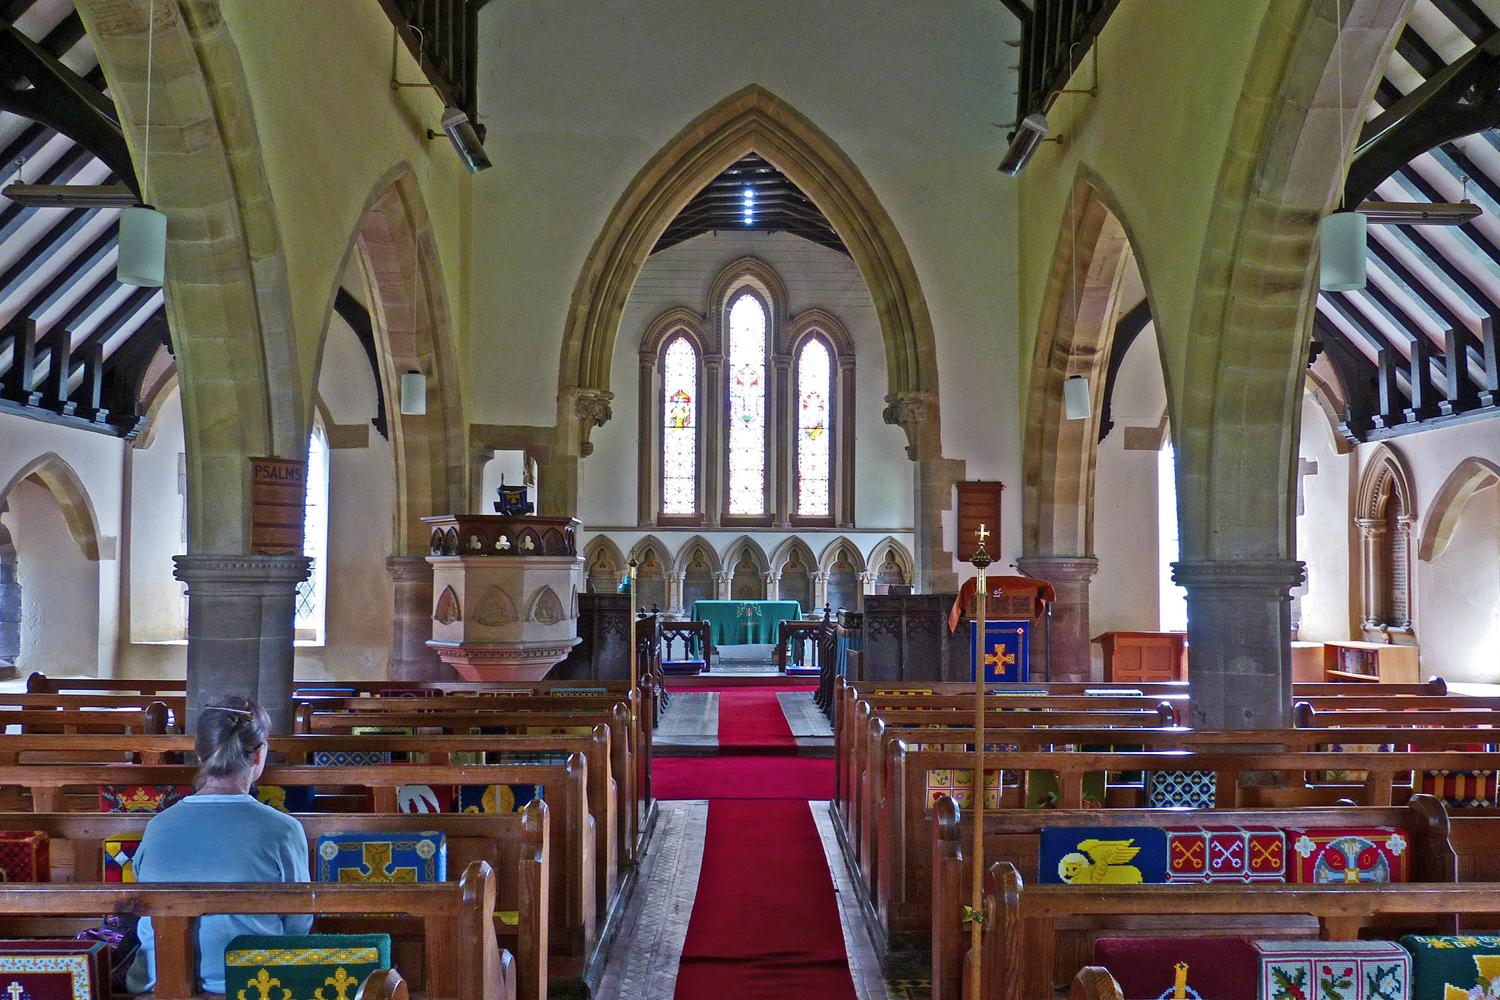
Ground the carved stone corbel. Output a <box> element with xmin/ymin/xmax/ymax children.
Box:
<box><xmin>882</xmin><ymin>391</ymin><xmax>935</xmax><ymax>460</ymax></box>
<box><xmin>565</xmin><ymin>387</ymin><xmax>614</xmax><ymax>457</ymax></box>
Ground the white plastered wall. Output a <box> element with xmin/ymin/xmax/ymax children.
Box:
<box><xmin>294</xmin><ymin>309</ymin><xmax>396</xmax><ymax>680</ymax></box>
<box><xmin>1090</xmin><ymin>321</ymin><xmax>1167</xmax><ymax>655</ymax></box>
<box><xmin>474</xmin><ymin>0</ymin><xmax>1020</xmax><ymax>577</ymax></box>
<box><xmin>0</xmin><ymin>408</ymin><xmax>123</xmax><ymax>677</ymax></box>
<box><xmin>1294</xmin><ymin>394</ymin><xmax>1355</xmax><ymax>643</ymax></box>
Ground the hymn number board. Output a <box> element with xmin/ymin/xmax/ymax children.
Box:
<box><xmin>250</xmin><ymin>457</ymin><xmax>308</xmax><ymax>555</ymax></box>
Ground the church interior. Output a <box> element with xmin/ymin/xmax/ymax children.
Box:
<box><xmin>4</xmin><ymin>1</ymin><xmax>1500</xmax><ymax>999</ymax></box>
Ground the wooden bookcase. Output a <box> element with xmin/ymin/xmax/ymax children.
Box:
<box><xmin>1321</xmin><ymin>640</ymin><xmax>1420</xmax><ymax>684</ymax></box>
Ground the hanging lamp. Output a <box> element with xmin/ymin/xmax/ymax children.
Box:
<box><xmin>119</xmin><ymin>0</ymin><xmax>166</xmax><ymax>287</ymax></box>
<box><xmin>1063</xmin><ymin>376</ymin><xmax>1091</xmax><ymax>420</ymax></box>
<box><xmin>400</xmin><ymin>370</ymin><xmax>427</xmax><ymax>415</ymax></box>
<box><xmin>1319</xmin><ymin>0</ymin><xmax>1366</xmax><ymax>292</ymax></box>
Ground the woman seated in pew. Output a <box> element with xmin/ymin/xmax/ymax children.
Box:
<box><xmin>127</xmin><ymin>698</ymin><xmax>313</xmax><ymax>995</ymax></box>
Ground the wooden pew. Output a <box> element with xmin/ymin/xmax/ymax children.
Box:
<box><xmin>0</xmin><ymin>760</ymin><xmax>597</xmax><ymax>978</ymax></box>
<box><xmin>978</xmin><ymin>863</ymin><xmax>1500</xmax><ymax>1000</ymax></box>
<box><xmin>1</xmin><ymin>704</ymin><xmax>170</xmax><ymax>736</ymax></box>
<box><xmin>296</xmin><ymin>705</ymin><xmax>651</xmax><ymax>864</ymax></box>
<box><xmin>0</xmin><ymin>861</ymin><xmax>513</xmax><ymax>1000</ymax></box>
<box><xmin>930</xmin><ymin>795</ymin><xmax>1455</xmax><ymax>1000</ymax></box>
<box><xmin>0</xmin><ymin>806</ymin><xmax>550</xmax><ymax>1000</ymax></box>
<box><xmin>878</xmin><ymin>746</ymin><xmax>1500</xmax><ymax>973</ymax></box>
<box><xmin>842</xmin><ymin>705</ymin><xmax>1177</xmax><ymax>885</ymax></box>
<box><xmin>0</xmin><ymin>730</ymin><xmax>621</xmax><ymax>940</ymax></box>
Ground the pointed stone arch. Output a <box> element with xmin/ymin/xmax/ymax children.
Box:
<box><xmin>817</xmin><ymin>536</ymin><xmax>867</xmax><ymax>576</ymax></box>
<box><xmin>869</xmin><ymin>536</ymin><xmax>914</xmax><ymax>592</ymax></box>
<box><xmin>1420</xmin><ymin>458</ymin><xmax>1500</xmax><ymax>562</ymax></box>
<box><xmin>582</xmin><ymin>535</ymin><xmax>627</xmax><ymax>594</ymax></box>
<box><xmin>0</xmin><ymin>454</ymin><xmax>102</xmax><ymax>561</ymax></box>
<box><xmin>819</xmin><ymin>537</ymin><xmax>867</xmax><ymax>612</ymax></box>
<box><xmin>1356</xmin><ymin>443</ymin><xmax>1417</xmax><ymax>637</ymax></box>
<box><xmin>321</xmin><ymin>162</ymin><xmax>468</xmax><ymax>557</ymax></box>
<box><xmin>556</xmin><ymin>84</ymin><xmax>953</xmax><ymax>589</ymax></box>
<box><xmin>76</xmin><ymin>0</ymin><xmax>302</xmax><ymax>554</ymax></box>
<box><xmin>674</xmin><ymin>535</ymin><xmax>724</xmax><ymax>608</ymax></box>
<box><xmin>628</xmin><ymin>535</ymin><xmax>676</xmax><ymax>612</ymax></box>
<box><xmin>768</xmin><ymin>536</ymin><xmax>817</xmax><ymax>610</ymax></box>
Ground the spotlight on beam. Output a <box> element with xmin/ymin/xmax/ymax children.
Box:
<box><xmin>431</xmin><ymin>106</ymin><xmax>491</xmax><ymax>174</ymax></box>
<box><xmin>998</xmin><ymin>112</ymin><xmax>1049</xmax><ymax>177</ymax></box>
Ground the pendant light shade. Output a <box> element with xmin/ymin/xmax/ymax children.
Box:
<box><xmin>1320</xmin><ymin>210</ymin><xmax>1367</xmax><ymax>291</ymax></box>
<box><xmin>400</xmin><ymin>370</ymin><xmax>427</xmax><ymax>416</ymax></box>
<box><xmin>118</xmin><ymin>206</ymin><xmax>167</xmax><ymax>287</ymax></box>
<box><xmin>1063</xmin><ymin>375</ymin><xmax>1091</xmax><ymax>420</ymax></box>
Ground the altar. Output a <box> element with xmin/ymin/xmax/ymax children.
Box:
<box><xmin>692</xmin><ymin>600</ymin><xmax>802</xmax><ymax>645</ymax></box>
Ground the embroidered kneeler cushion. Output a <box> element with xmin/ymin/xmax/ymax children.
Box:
<box><xmin>98</xmin><ymin>784</ymin><xmax>190</xmax><ymax>813</ymax></box>
<box><xmin>457</xmin><ymin>784</ymin><xmax>544</xmax><ymax>814</ymax></box>
<box><xmin>315</xmin><ymin>831</ymin><xmax>446</xmax><ymax>882</ymax></box>
<box><xmin>927</xmin><ymin>769</ymin><xmax>1001</xmax><ymax>811</ymax></box>
<box><xmin>0</xmin><ymin>832</ymin><xmax>49</xmax><ymax>883</ymax></box>
<box><xmin>311</xmin><ymin>751</ymin><xmax>392</xmax><ymax>767</ymax></box>
<box><xmin>1287</xmin><ymin>827</ymin><xmax>1409</xmax><ymax>884</ymax></box>
<box><xmin>1400</xmin><ymin>935</ymin><xmax>1500</xmax><ymax>1000</ymax></box>
<box><xmin>252</xmin><ymin>785</ymin><xmax>316</xmax><ymax>814</ymax></box>
<box><xmin>224</xmin><ymin>934</ymin><xmax>390</xmax><ymax>1000</ymax></box>
<box><xmin>0</xmin><ymin>940</ymin><xmax>110</xmax><ymax>1000</ymax></box>
<box><xmin>1166</xmin><ymin>827</ymin><xmax>1286</xmax><ymax>883</ymax></box>
<box><xmin>1038</xmin><ymin>827</ymin><xmax>1168</xmax><ymax>884</ymax></box>
<box><xmin>1255</xmin><ymin>940</ymin><xmax>1410</xmax><ymax>1000</ymax></box>
<box><xmin>1145</xmin><ymin>769</ymin><xmax>1217</xmax><ymax>808</ymax></box>
<box><xmin>1024</xmin><ymin>767</ymin><xmax>1105</xmax><ymax>809</ymax></box>
<box><xmin>1093</xmin><ymin>936</ymin><xmax>1257</xmax><ymax>1000</ymax></box>
<box><xmin>102</xmin><ymin>834</ymin><xmax>139</xmax><ymax>882</ymax></box>
<box><xmin>1420</xmin><ymin>771</ymin><xmax>1499</xmax><ymax>808</ymax></box>
<box><xmin>395</xmin><ymin>785</ymin><xmax>454</xmax><ymax>814</ymax></box>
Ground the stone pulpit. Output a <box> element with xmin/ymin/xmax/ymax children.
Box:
<box><xmin>422</xmin><ymin>514</ymin><xmax>583</xmax><ymax>681</ymax></box>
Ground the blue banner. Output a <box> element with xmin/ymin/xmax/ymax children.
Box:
<box><xmin>969</xmin><ymin>619</ymin><xmax>1030</xmax><ymax>683</ymax></box>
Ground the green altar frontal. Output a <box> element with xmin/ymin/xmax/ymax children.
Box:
<box><xmin>692</xmin><ymin>600</ymin><xmax>802</xmax><ymax>644</ymax></box>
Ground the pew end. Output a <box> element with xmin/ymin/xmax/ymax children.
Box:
<box><xmin>355</xmin><ymin>968</ymin><xmax>409</xmax><ymax>1000</ymax></box>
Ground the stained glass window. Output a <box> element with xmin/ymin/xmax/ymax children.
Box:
<box><xmin>661</xmin><ymin>335</ymin><xmax>697</xmax><ymax>514</ymax></box>
<box><xmin>797</xmin><ymin>337</ymin><xmax>831</xmax><ymax>516</ymax></box>
<box><xmin>727</xmin><ymin>294</ymin><xmax>767</xmax><ymax>514</ymax></box>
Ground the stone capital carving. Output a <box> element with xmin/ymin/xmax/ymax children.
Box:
<box><xmin>564</xmin><ymin>387</ymin><xmax>614</xmax><ymax>458</ymax></box>
<box><xmin>173</xmin><ymin>553</ymin><xmax>311</xmax><ymax>595</ymax></box>
<box><xmin>1170</xmin><ymin>558</ymin><xmax>1305</xmax><ymax>595</ymax></box>
<box><xmin>881</xmin><ymin>391</ymin><xmax>935</xmax><ymax>460</ymax></box>
<box><xmin>1355</xmin><ymin>517</ymin><xmax>1389</xmax><ymax>538</ymax></box>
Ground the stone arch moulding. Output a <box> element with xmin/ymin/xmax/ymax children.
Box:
<box><xmin>709</xmin><ymin>257</ymin><xmax>789</xmax><ymax>351</ymax></box>
<box><xmin>0</xmin><ymin>453</ymin><xmax>103</xmax><ymax>561</ymax></box>
<box><xmin>673</xmin><ymin>535</ymin><xmax>724</xmax><ymax>575</ymax></box>
<box><xmin>77</xmin><ymin>0</ymin><xmax>302</xmax><ymax>554</ymax></box>
<box><xmin>1355</xmin><ymin>442</ymin><xmax>1417</xmax><ymax>638</ymax></box>
<box><xmin>1022</xmin><ymin>175</ymin><xmax>1145</xmax><ymax>561</ymax></box>
<box><xmin>868</xmin><ymin>536</ymin><xmax>914</xmax><ymax>579</ymax></box>
<box><xmin>724</xmin><ymin>535</ymin><xmax>770</xmax><ymax>574</ymax></box>
<box><xmin>1420</xmin><ymin>458</ymin><xmax>1500</xmax><ymax>562</ymax></box>
<box><xmin>317</xmin><ymin>162</ymin><xmax>467</xmax><ymax>558</ymax></box>
<box><xmin>556</xmin><ymin>84</ymin><xmax>953</xmax><ymax>590</ymax></box>
<box><xmin>768</xmin><ymin>535</ymin><xmax>817</xmax><ymax>575</ymax></box>
<box><xmin>1357</xmin><ymin>443</ymin><xmax>1416</xmax><ymax>523</ymax></box>
<box><xmin>817</xmin><ymin>536</ymin><xmax>867</xmax><ymax>576</ymax></box>
<box><xmin>627</xmin><ymin>534</ymin><xmax>679</xmax><ymax>576</ymax></box>
<box><xmin>582</xmin><ymin>535</ymin><xmax>626</xmax><ymax>594</ymax></box>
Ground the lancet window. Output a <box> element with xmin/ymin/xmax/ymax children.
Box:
<box><xmin>726</xmin><ymin>294</ymin><xmax>768</xmax><ymax>515</ymax></box>
<box><xmin>796</xmin><ymin>336</ymin><xmax>832</xmax><ymax>517</ymax></box>
<box><xmin>661</xmin><ymin>335</ymin><xmax>699</xmax><ymax>515</ymax></box>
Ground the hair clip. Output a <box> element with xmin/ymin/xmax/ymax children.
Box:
<box><xmin>206</xmin><ymin>705</ymin><xmax>253</xmax><ymax>718</ymax></box>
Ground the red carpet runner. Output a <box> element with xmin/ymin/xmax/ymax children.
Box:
<box><xmin>664</xmin><ymin>684</ymin><xmax>856</xmax><ymax>1000</ymax></box>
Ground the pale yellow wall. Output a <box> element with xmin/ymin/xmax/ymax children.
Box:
<box><xmin>1017</xmin><ymin>1</ymin><xmax>1276</xmax><ymax>406</ymax></box>
<box><xmin>219</xmin><ymin>0</ymin><xmax>473</xmax><ymax>414</ymax></box>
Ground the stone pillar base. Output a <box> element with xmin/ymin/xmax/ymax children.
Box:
<box><xmin>174</xmin><ymin>554</ymin><xmax>311</xmax><ymax>734</ymax></box>
<box><xmin>428</xmin><ymin>638</ymin><xmax>583</xmax><ymax>682</ymax></box>
<box><xmin>1015</xmin><ymin>556</ymin><xmax>1099</xmax><ymax>683</ymax></box>
<box><xmin>386</xmin><ymin>557</ymin><xmax>453</xmax><ymax>682</ymax></box>
<box><xmin>1172</xmin><ymin>558</ymin><xmax>1305</xmax><ymax>730</ymax></box>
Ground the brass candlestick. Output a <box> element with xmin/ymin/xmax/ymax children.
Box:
<box><xmin>969</xmin><ymin>523</ymin><xmax>992</xmax><ymax>1000</ymax></box>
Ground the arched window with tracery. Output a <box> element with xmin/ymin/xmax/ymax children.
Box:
<box><xmin>661</xmin><ymin>335</ymin><xmax>699</xmax><ymax>515</ymax></box>
<box><xmin>796</xmin><ymin>336</ymin><xmax>832</xmax><ymax>517</ymax></box>
<box><xmin>726</xmin><ymin>293</ymin><xmax>768</xmax><ymax>516</ymax></box>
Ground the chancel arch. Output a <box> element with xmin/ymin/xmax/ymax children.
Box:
<box><xmin>555</xmin><ymin>84</ymin><xmax>953</xmax><ymax>589</ymax></box>
<box><xmin>1356</xmin><ymin>444</ymin><xmax>1417</xmax><ymax>642</ymax></box>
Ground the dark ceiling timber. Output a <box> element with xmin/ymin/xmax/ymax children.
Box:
<box><xmin>1096</xmin><ymin>298</ymin><xmax>1151</xmax><ymax>444</ymax></box>
<box><xmin>0</xmin><ymin>0</ymin><xmax>164</xmax><ymax>438</ymax></box>
<box><xmin>1315</xmin><ymin>0</ymin><xmax>1500</xmax><ymax>444</ymax></box>
<box><xmin>653</xmin><ymin>153</ymin><xmax>848</xmax><ymax>255</ymax></box>
<box><xmin>0</xmin><ymin>20</ymin><xmax>137</xmax><ymax>195</ymax></box>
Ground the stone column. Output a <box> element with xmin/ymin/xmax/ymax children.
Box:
<box><xmin>703</xmin><ymin>354</ymin><xmax>724</xmax><ymax>527</ymax></box>
<box><xmin>387</xmin><ymin>556</ymin><xmax>452</xmax><ymax>682</ymax></box>
<box><xmin>1015</xmin><ymin>556</ymin><xmax>1099</xmax><ymax>683</ymax></box>
<box><xmin>0</xmin><ymin>524</ymin><xmax>19</xmax><ymax>676</ymax></box>
<box><xmin>637</xmin><ymin>352</ymin><xmax>656</xmax><ymax>527</ymax></box>
<box><xmin>1172</xmin><ymin>559</ymin><xmax>1304</xmax><ymax>730</ymax></box>
<box><xmin>1354</xmin><ymin>517</ymin><xmax>1385</xmax><ymax>629</ymax></box>
<box><xmin>772</xmin><ymin>353</ymin><xmax>793</xmax><ymax>527</ymax></box>
<box><xmin>174</xmin><ymin>554</ymin><xmax>311</xmax><ymax>735</ymax></box>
